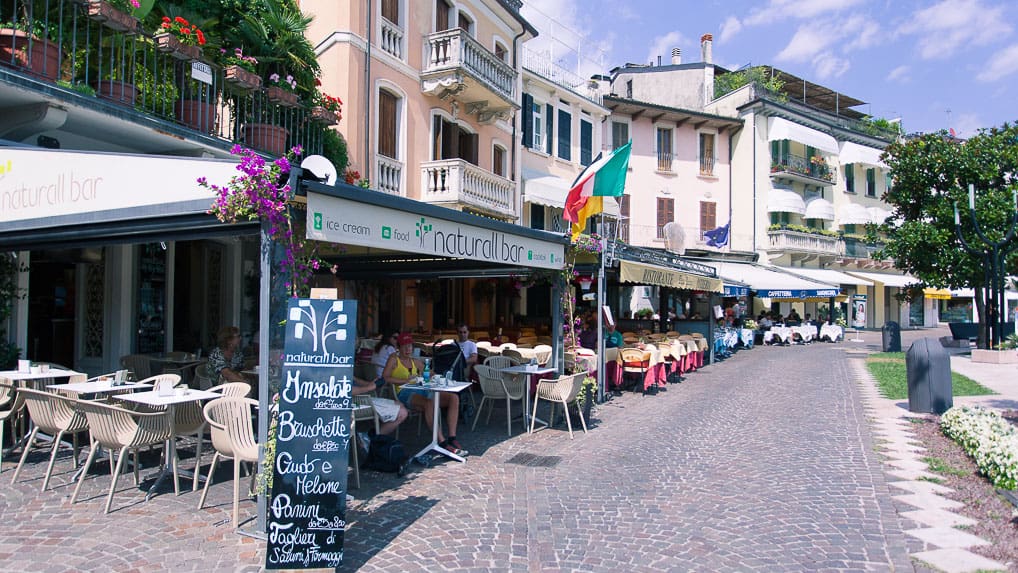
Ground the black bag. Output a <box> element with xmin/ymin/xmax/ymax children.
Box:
<box><xmin>362</xmin><ymin>434</ymin><xmax>408</xmax><ymax>474</ymax></box>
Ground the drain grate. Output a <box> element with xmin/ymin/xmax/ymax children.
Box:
<box><xmin>505</xmin><ymin>452</ymin><xmax>561</xmax><ymax>468</ymax></box>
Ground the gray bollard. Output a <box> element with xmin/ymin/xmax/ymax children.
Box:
<box><xmin>906</xmin><ymin>337</ymin><xmax>953</xmax><ymax>414</ymax></box>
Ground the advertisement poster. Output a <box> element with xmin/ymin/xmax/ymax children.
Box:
<box><xmin>852</xmin><ymin>294</ymin><xmax>867</xmax><ymax>328</ymax></box>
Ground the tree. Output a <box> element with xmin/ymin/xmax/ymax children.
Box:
<box><xmin>874</xmin><ymin>122</ymin><xmax>1018</xmax><ymax>348</ymax></box>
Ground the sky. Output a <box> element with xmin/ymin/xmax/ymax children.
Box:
<box><xmin>519</xmin><ymin>0</ymin><xmax>1018</xmax><ymax>138</ymax></box>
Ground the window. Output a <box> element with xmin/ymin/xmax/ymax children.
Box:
<box><xmin>626</xmin><ymin>79</ymin><xmax>633</xmax><ymax>98</ymax></box>
<box><xmin>378</xmin><ymin>90</ymin><xmax>399</xmax><ymax>159</ymax></box>
<box><xmin>494</xmin><ymin>42</ymin><xmax>507</xmax><ymax>62</ymax></box>
<box><xmin>532</xmin><ymin>100</ymin><xmax>544</xmax><ymax>150</ymax></box>
<box><xmin>431</xmin><ymin>114</ymin><xmax>477</xmax><ymax>164</ymax></box>
<box><xmin>557</xmin><ymin>108</ymin><xmax>571</xmax><ymax>161</ymax></box>
<box><xmin>844</xmin><ymin>163</ymin><xmax>855</xmax><ymax>193</ymax></box>
<box><xmin>656</xmin><ymin>198</ymin><xmax>674</xmax><ymax>239</ymax></box>
<box><xmin>699</xmin><ymin>132</ymin><xmax>715</xmax><ymax>176</ymax></box>
<box><xmin>866</xmin><ymin>168</ymin><xmax>876</xmax><ymax>197</ymax></box>
<box><xmin>611</xmin><ymin>121</ymin><xmax>629</xmax><ymax>151</ymax></box>
<box><xmin>580</xmin><ymin>119</ymin><xmax>593</xmax><ymax>166</ymax></box>
<box><xmin>656</xmin><ymin>127</ymin><xmax>673</xmax><ymax>171</ymax></box>
<box><xmin>529</xmin><ymin>203</ymin><xmax>545</xmax><ymax>230</ymax></box>
<box><xmin>619</xmin><ymin>194</ymin><xmax>630</xmax><ymax>242</ymax></box>
<box><xmin>436</xmin><ymin>0</ymin><xmax>450</xmax><ymax>31</ymax></box>
<box><xmin>770</xmin><ymin>139</ymin><xmax>790</xmax><ymax>167</ymax></box>
<box><xmin>457</xmin><ymin>11</ymin><xmax>473</xmax><ymax>34</ymax></box>
<box><xmin>843</xmin><ymin>224</ymin><xmax>856</xmax><ymax>234</ymax></box>
<box><xmin>885</xmin><ymin>172</ymin><xmax>893</xmax><ymax>194</ymax></box>
<box><xmin>381</xmin><ymin>0</ymin><xmax>399</xmax><ymax>23</ymax></box>
<box><xmin>522</xmin><ymin>94</ymin><xmax>544</xmax><ymax>151</ymax></box>
<box><xmin>492</xmin><ymin>145</ymin><xmax>506</xmax><ymax>177</ymax></box>
<box><xmin>770</xmin><ymin>212</ymin><xmax>790</xmax><ymax>225</ymax></box>
<box><xmin>699</xmin><ymin>201</ymin><xmax>716</xmax><ymax>240</ymax></box>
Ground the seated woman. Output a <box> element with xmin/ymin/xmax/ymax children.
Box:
<box><xmin>208</xmin><ymin>326</ymin><xmax>246</xmax><ymax>384</ymax></box>
<box><xmin>383</xmin><ymin>333</ymin><xmax>467</xmax><ymax>456</ymax></box>
<box><xmin>371</xmin><ymin>332</ymin><xmax>399</xmax><ymax>379</ymax></box>
<box><xmin>351</xmin><ymin>376</ymin><xmax>408</xmax><ymax>435</ymax></box>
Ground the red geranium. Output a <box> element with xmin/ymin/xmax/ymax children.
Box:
<box><xmin>160</xmin><ymin>15</ymin><xmax>207</xmax><ymax>47</ymax></box>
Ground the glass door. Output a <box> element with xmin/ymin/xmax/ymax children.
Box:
<box><xmin>136</xmin><ymin>243</ymin><xmax>167</xmax><ymax>353</ymax></box>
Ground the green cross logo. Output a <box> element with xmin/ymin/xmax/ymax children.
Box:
<box><xmin>527</xmin><ymin>250</ymin><xmax>533</xmax><ymax>260</ymax></box>
<box><xmin>313</xmin><ymin>212</ymin><xmax>322</xmax><ymax>230</ymax></box>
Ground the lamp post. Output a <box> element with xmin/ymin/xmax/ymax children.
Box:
<box><xmin>953</xmin><ymin>184</ymin><xmax>1018</xmax><ymax>348</ymax></box>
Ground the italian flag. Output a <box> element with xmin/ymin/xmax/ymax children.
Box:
<box><xmin>562</xmin><ymin>142</ymin><xmax>631</xmax><ymax>240</ymax></box>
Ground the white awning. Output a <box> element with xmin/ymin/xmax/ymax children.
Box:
<box><xmin>838</xmin><ymin>203</ymin><xmax>871</xmax><ymax>226</ymax></box>
<box><xmin>768</xmin><ymin>117</ymin><xmax>839</xmax><ymax>154</ymax></box>
<box><xmin>782</xmin><ymin>267</ymin><xmax>874</xmax><ymax>286</ymax></box>
<box><xmin>522</xmin><ymin>168</ymin><xmax>568</xmax><ymax>209</ymax></box>
<box><xmin>843</xmin><ymin>271</ymin><xmax>918</xmax><ymax>288</ymax></box>
<box><xmin>838</xmin><ymin>141</ymin><xmax>887</xmax><ymax>169</ymax></box>
<box><xmin>868</xmin><ymin>207</ymin><xmax>891</xmax><ymax>224</ymax></box>
<box><xmin>804</xmin><ymin>197</ymin><xmax>835</xmax><ymax>220</ymax></box>
<box><xmin>704</xmin><ymin>261</ymin><xmax>840</xmax><ymax>298</ymax></box>
<box><xmin>768</xmin><ymin>187</ymin><xmax>806</xmax><ymax>215</ymax></box>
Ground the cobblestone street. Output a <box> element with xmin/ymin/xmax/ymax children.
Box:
<box><xmin>1</xmin><ymin>337</ymin><xmax>930</xmax><ymax>572</ymax></box>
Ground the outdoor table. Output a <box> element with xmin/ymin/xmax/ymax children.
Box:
<box><xmin>116</xmin><ymin>388</ymin><xmax>221</xmax><ymax>498</ymax></box>
<box><xmin>149</xmin><ymin>355</ymin><xmax>202</xmax><ymax>386</ymax></box>
<box><xmin>514</xmin><ymin>347</ymin><xmax>553</xmax><ymax>366</ymax></box>
<box><xmin>765</xmin><ymin>326</ymin><xmax>793</xmax><ymax>344</ymax></box>
<box><xmin>47</xmin><ymin>380</ymin><xmax>153</xmax><ymax>395</ymax></box>
<box><xmin>739</xmin><ymin>328</ymin><xmax>755</xmax><ymax>347</ymax></box>
<box><xmin>820</xmin><ymin>324</ymin><xmax>844</xmax><ymax>342</ymax></box>
<box><xmin>603</xmin><ymin>347</ymin><xmax>622</xmax><ymax>389</ymax></box>
<box><xmin>399</xmin><ymin>380</ymin><xmax>473</xmax><ymax>462</ymax></box>
<box><xmin>793</xmin><ymin>325</ymin><xmax>818</xmax><ymax>343</ymax></box>
<box><xmin>499</xmin><ymin>364</ymin><xmax>557</xmax><ymax>432</ymax></box>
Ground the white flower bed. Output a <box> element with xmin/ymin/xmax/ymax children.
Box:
<box><xmin>940</xmin><ymin>405</ymin><xmax>1018</xmax><ymax>489</ymax></box>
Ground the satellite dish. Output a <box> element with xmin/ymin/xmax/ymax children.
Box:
<box><xmin>663</xmin><ymin>222</ymin><xmax>685</xmax><ymax>255</ymax></box>
<box><xmin>300</xmin><ymin>155</ymin><xmax>338</xmax><ymax>186</ymax></box>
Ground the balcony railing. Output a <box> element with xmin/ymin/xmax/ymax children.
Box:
<box><xmin>422</xmin><ymin>28</ymin><xmax>516</xmax><ymax>106</ymax></box>
<box><xmin>843</xmin><ymin>236</ymin><xmax>880</xmax><ymax>259</ymax></box>
<box><xmin>770</xmin><ymin>152</ymin><xmax>835</xmax><ymax>186</ymax></box>
<box><xmin>375</xmin><ymin>155</ymin><xmax>403</xmax><ymax>196</ymax></box>
<box><xmin>420</xmin><ymin>158</ymin><xmax>515</xmax><ymax>219</ymax></box>
<box><xmin>767</xmin><ymin>228</ymin><xmax>845</xmax><ymax>256</ymax></box>
<box><xmin>700</xmin><ymin>153</ymin><xmax>715</xmax><ymax>176</ymax></box>
<box><xmin>656</xmin><ymin>152</ymin><xmax>673</xmax><ymax>172</ymax></box>
<box><xmin>0</xmin><ymin>0</ymin><xmax>326</xmax><ymax>157</ymax></box>
<box><xmin>379</xmin><ymin>17</ymin><xmax>403</xmax><ymax>60</ymax></box>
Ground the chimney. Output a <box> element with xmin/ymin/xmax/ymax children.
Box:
<box><xmin>700</xmin><ymin>33</ymin><xmax>713</xmax><ymax>64</ymax></box>
<box><xmin>671</xmin><ymin>47</ymin><xmax>681</xmax><ymax>65</ymax></box>
<box><xmin>657</xmin><ymin>55</ymin><xmax>662</xmax><ymax>66</ymax></box>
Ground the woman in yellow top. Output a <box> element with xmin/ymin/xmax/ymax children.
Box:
<box><xmin>383</xmin><ymin>333</ymin><xmax>467</xmax><ymax>456</ymax></box>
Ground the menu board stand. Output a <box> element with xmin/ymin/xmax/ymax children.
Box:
<box><xmin>265</xmin><ymin>298</ymin><xmax>356</xmax><ymax>570</ymax></box>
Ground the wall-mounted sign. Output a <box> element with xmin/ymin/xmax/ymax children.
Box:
<box><xmin>306</xmin><ymin>193</ymin><xmax>566</xmax><ymax>270</ymax></box>
<box><xmin>266</xmin><ymin>298</ymin><xmax>356</xmax><ymax>570</ymax></box>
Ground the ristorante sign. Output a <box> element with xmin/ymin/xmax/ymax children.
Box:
<box><xmin>306</xmin><ymin>193</ymin><xmax>565</xmax><ymax>270</ymax></box>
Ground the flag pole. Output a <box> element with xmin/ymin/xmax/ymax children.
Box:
<box><xmin>597</xmin><ymin>212</ymin><xmax>605</xmax><ymax>404</ymax></box>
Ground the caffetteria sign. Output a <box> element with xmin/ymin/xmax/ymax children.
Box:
<box><xmin>306</xmin><ymin>193</ymin><xmax>565</xmax><ymax>270</ymax></box>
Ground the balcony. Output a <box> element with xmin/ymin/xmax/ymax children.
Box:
<box><xmin>770</xmin><ymin>153</ymin><xmax>835</xmax><ymax>187</ymax></box>
<box><xmin>0</xmin><ymin>0</ymin><xmax>326</xmax><ymax>159</ymax></box>
<box><xmin>843</xmin><ymin>236</ymin><xmax>880</xmax><ymax>259</ymax></box>
<box><xmin>379</xmin><ymin>17</ymin><xmax>404</xmax><ymax>60</ymax></box>
<box><xmin>420</xmin><ymin>159</ymin><xmax>515</xmax><ymax>220</ymax></box>
<box><xmin>421</xmin><ymin>28</ymin><xmax>517</xmax><ymax>121</ymax></box>
<box><xmin>767</xmin><ymin>228</ymin><xmax>845</xmax><ymax>257</ymax></box>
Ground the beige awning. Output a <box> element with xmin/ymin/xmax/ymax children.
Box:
<box><xmin>804</xmin><ymin>197</ymin><xmax>835</xmax><ymax>220</ymax></box>
<box><xmin>768</xmin><ymin>187</ymin><xmax>806</xmax><ymax>215</ymax></box>
<box><xmin>620</xmin><ymin>260</ymin><xmax>723</xmax><ymax>293</ymax></box>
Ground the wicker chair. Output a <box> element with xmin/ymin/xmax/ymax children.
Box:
<box><xmin>472</xmin><ymin>364</ymin><xmax>526</xmax><ymax>436</ymax></box>
<box><xmin>11</xmin><ymin>387</ymin><xmax>88</xmax><ymax>490</ymax></box>
<box><xmin>501</xmin><ymin>348</ymin><xmax>525</xmax><ymax>365</ymax></box>
<box><xmin>530</xmin><ymin>373</ymin><xmax>588</xmax><ymax>438</ymax></box>
<box><xmin>198</xmin><ymin>397</ymin><xmax>259</xmax><ymax>527</ymax></box>
<box><xmin>193</xmin><ymin>361</ymin><xmax>215</xmax><ymax>390</ymax></box>
<box><xmin>71</xmin><ymin>399</ymin><xmax>174</xmax><ymax>513</ymax></box>
<box><xmin>0</xmin><ymin>381</ymin><xmax>25</xmax><ymax>475</ymax></box>
<box><xmin>483</xmin><ymin>355</ymin><xmax>514</xmax><ymax>371</ymax></box>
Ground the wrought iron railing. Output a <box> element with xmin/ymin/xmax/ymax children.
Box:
<box><xmin>770</xmin><ymin>151</ymin><xmax>834</xmax><ymax>183</ymax></box>
<box><xmin>656</xmin><ymin>152</ymin><xmax>672</xmax><ymax>172</ymax></box>
<box><xmin>700</xmin><ymin>153</ymin><xmax>715</xmax><ymax>176</ymax></box>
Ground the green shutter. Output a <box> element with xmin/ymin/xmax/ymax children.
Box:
<box><xmin>545</xmin><ymin>103</ymin><xmax>554</xmax><ymax>154</ymax></box>
<box><xmin>522</xmin><ymin>93</ymin><xmax>533</xmax><ymax>149</ymax></box>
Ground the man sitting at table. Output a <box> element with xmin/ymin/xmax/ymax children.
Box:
<box><xmin>604</xmin><ymin>322</ymin><xmax>624</xmax><ymax>348</ymax></box>
<box><xmin>455</xmin><ymin>324</ymin><xmax>479</xmax><ymax>379</ymax></box>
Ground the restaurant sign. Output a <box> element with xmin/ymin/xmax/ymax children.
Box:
<box><xmin>619</xmin><ymin>260</ymin><xmax>724</xmax><ymax>293</ymax></box>
<box><xmin>724</xmin><ymin>284</ymin><xmax>749</xmax><ymax>297</ymax></box>
<box><xmin>756</xmin><ymin>288</ymin><xmax>841</xmax><ymax>299</ymax></box>
<box><xmin>306</xmin><ymin>193</ymin><xmax>565</xmax><ymax>270</ymax></box>
<box><xmin>266</xmin><ymin>298</ymin><xmax>356</xmax><ymax>570</ymax></box>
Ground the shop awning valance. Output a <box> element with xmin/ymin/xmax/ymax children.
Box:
<box><xmin>843</xmin><ymin>271</ymin><xmax>917</xmax><ymax>288</ymax></box>
<box><xmin>768</xmin><ymin>187</ymin><xmax>806</xmax><ymax>215</ymax></box>
<box><xmin>838</xmin><ymin>203</ymin><xmax>871</xmax><ymax>226</ymax></box>
<box><xmin>768</xmin><ymin>117</ymin><xmax>839</xmax><ymax>154</ymax></box>
<box><xmin>838</xmin><ymin>141</ymin><xmax>887</xmax><ymax>169</ymax></box>
<box><xmin>781</xmin><ymin>267</ymin><xmax>874</xmax><ymax>287</ymax></box>
<box><xmin>704</xmin><ymin>261</ymin><xmax>840</xmax><ymax>299</ymax></box>
<box><xmin>923</xmin><ymin>288</ymin><xmax>952</xmax><ymax>300</ymax></box>
<box><xmin>804</xmin><ymin>197</ymin><xmax>835</xmax><ymax>220</ymax></box>
<box><xmin>619</xmin><ymin>260</ymin><xmax>723</xmax><ymax>293</ymax></box>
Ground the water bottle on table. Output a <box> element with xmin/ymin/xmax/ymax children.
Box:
<box><xmin>422</xmin><ymin>358</ymin><xmax>431</xmax><ymax>385</ymax></box>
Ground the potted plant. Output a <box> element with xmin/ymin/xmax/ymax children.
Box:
<box><xmin>265</xmin><ymin>71</ymin><xmax>299</xmax><ymax>107</ymax></box>
<box><xmin>154</xmin><ymin>15</ymin><xmax>206</xmax><ymax>61</ymax></box>
<box><xmin>309</xmin><ymin>90</ymin><xmax>341</xmax><ymax>125</ymax></box>
<box><xmin>75</xmin><ymin>0</ymin><xmax>140</xmax><ymax>33</ymax></box>
<box><xmin>220</xmin><ymin>47</ymin><xmax>260</xmax><ymax>91</ymax></box>
<box><xmin>0</xmin><ymin>18</ymin><xmax>61</xmax><ymax>81</ymax></box>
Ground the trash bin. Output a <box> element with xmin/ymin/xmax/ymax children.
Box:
<box><xmin>906</xmin><ymin>337</ymin><xmax>953</xmax><ymax>414</ymax></box>
<box><xmin>881</xmin><ymin>321</ymin><xmax>901</xmax><ymax>352</ymax></box>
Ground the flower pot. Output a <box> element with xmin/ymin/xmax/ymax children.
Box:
<box><xmin>310</xmin><ymin>106</ymin><xmax>340</xmax><ymax>126</ymax></box>
<box><xmin>243</xmin><ymin>123</ymin><xmax>289</xmax><ymax>156</ymax></box>
<box><xmin>175</xmin><ymin>99</ymin><xmax>216</xmax><ymax>133</ymax></box>
<box><xmin>154</xmin><ymin>32</ymin><xmax>202</xmax><ymax>61</ymax></box>
<box><xmin>0</xmin><ymin>29</ymin><xmax>61</xmax><ymax>81</ymax></box>
<box><xmin>93</xmin><ymin>79</ymin><xmax>138</xmax><ymax>106</ymax></box>
<box><xmin>265</xmin><ymin>85</ymin><xmax>299</xmax><ymax>108</ymax></box>
<box><xmin>82</xmin><ymin>0</ymin><xmax>139</xmax><ymax>33</ymax></box>
<box><xmin>224</xmin><ymin>65</ymin><xmax>261</xmax><ymax>92</ymax></box>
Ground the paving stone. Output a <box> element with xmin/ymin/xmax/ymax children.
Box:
<box><xmin>900</xmin><ymin>508</ymin><xmax>977</xmax><ymax>528</ymax></box>
<box><xmin>888</xmin><ymin>480</ymin><xmax>954</xmax><ymax>495</ymax></box>
<box><xmin>893</xmin><ymin>493</ymin><xmax>965</xmax><ymax>510</ymax></box>
<box><xmin>905</xmin><ymin>526</ymin><xmax>990</xmax><ymax>548</ymax></box>
<box><xmin>911</xmin><ymin>547</ymin><xmax>1007</xmax><ymax>573</ymax></box>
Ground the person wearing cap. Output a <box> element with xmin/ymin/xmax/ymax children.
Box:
<box><xmin>382</xmin><ymin>332</ymin><xmax>467</xmax><ymax>456</ymax></box>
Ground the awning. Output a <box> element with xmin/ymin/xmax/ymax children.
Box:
<box><xmin>768</xmin><ymin>187</ymin><xmax>806</xmax><ymax>214</ymax></box>
<box><xmin>844</xmin><ymin>271</ymin><xmax>917</xmax><ymax>288</ymax></box>
<box><xmin>868</xmin><ymin>207</ymin><xmax>891</xmax><ymax>224</ymax></box>
<box><xmin>838</xmin><ymin>203</ymin><xmax>871</xmax><ymax>226</ymax></box>
<box><xmin>804</xmin><ymin>197</ymin><xmax>835</xmax><ymax>220</ymax></box>
<box><xmin>782</xmin><ymin>267</ymin><xmax>874</xmax><ymax>287</ymax></box>
<box><xmin>522</xmin><ymin>169</ymin><xmax>568</xmax><ymax>208</ymax></box>
<box><xmin>923</xmin><ymin>288</ymin><xmax>952</xmax><ymax>300</ymax></box>
<box><xmin>619</xmin><ymin>260</ymin><xmax>723</xmax><ymax>293</ymax></box>
<box><xmin>768</xmin><ymin>117</ymin><xmax>839</xmax><ymax>154</ymax></box>
<box><xmin>838</xmin><ymin>141</ymin><xmax>887</xmax><ymax>169</ymax></box>
<box><xmin>704</xmin><ymin>261</ymin><xmax>841</xmax><ymax>299</ymax></box>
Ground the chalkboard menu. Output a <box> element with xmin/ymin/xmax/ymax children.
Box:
<box><xmin>266</xmin><ymin>298</ymin><xmax>356</xmax><ymax>570</ymax></box>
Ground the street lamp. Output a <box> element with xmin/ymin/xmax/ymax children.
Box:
<box><xmin>953</xmin><ymin>184</ymin><xmax>1018</xmax><ymax>348</ymax></box>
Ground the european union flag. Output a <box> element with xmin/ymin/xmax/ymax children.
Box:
<box><xmin>704</xmin><ymin>222</ymin><xmax>730</xmax><ymax>248</ymax></box>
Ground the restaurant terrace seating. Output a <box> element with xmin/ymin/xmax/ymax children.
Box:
<box><xmin>483</xmin><ymin>355</ymin><xmax>514</xmax><ymax>371</ymax></box>
<box><xmin>619</xmin><ymin>348</ymin><xmax>649</xmax><ymax>392</ymax></box>
<box><xmin>120</xmin><ymin>354</ymin><xmax>152</xmax><ymax>382</ymax></box>
<box><xmin>198</xmin><ymin>397</ymin><xmax>259</xmax><ymax>527</ymax></box>
<box><xmin>472</xmin><ymin>364</ymin><xmax>525</xmax><ymax>437</ymax></box>
<box><xmin>0</xmin><ymin>381</ymin><xmax>26</xmax><ymax>474</ymax></box>
<box><xmin>11</xmin><ymin>387</ymin><xmax>88</xmax><ymax>491</ymax></box>
<box><xmin>501</xmin><ymin>348</ymin><xmax>525</xmax><ymax>365</ymax></box>
<box><xmin>530</xmin><ymin>373</ymin><xmax>588</xmax><ymax>439</ymax></box>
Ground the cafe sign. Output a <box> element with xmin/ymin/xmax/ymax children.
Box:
<box><xmin>619</xmin><ymin>260</ymin><xmax>723</xmax><ymax>293</ymax></box>
<box><xmin>306</xmin><ymin>193</ymin><xmax>565</xmax><ymax>270</ymax></box>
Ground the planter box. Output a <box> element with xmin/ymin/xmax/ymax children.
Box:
<box><xmin>0</xmin><ymin>29</ymin><xmax>61</xmax><ymax>81</ymax></box>
<box><xmin>224</xmin><ymin>65</ymin><xmax>261</xmax><ymax>91</ymax></box>
<box><xmin>154</xmin><ymin>32</ymin><xmax>202</xmax><ymax>61</ymax></box>
<box><xmin>310</xmin><ymin>106</ymin><xmax>340</xmax><ymax>126</ymax></box>
<box><xmin>93</xmin><ymin>80</ymin><xmax>138</xmax><ymax>106</ymax></box>
<box><xmin>83</xmin><ymin>0</ymin><xmax>138</xmax><ymax>33</ymax></box>
<box><xmin>243</xmin><ymin>123</ymin><xmax>289</xmax><ymax>156</ymax></box>
<box><xmin>265</xmin><ymin>85</ymin><xmax>299</xmax><ymax>108</ymax></box>
<box><xmin>971</xmin><ymin>349</ymin><xmax>1018</xmax><ymax>364</ymax></box>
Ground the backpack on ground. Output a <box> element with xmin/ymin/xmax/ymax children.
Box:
<box><xmin>362</xmin><ymin>434</ymin><xmax>408</xmax><ymax>474</ymax></box>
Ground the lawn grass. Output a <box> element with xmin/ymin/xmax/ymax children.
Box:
<box><xmin>865</xmin><ymin>354</ymin><xmax>994</xmax><ymax>400</ymax></box>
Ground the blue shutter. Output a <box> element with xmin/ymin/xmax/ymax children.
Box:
<box><xmin>545</xmin><ymin>103</ymin><xmax>554</xmax><ymax>154</ymax></box>
<box><xmin>580</xmin><ymin>120</ymin><xmax>592</xmax><ymax>166</ymax></box>
<box><xmin>558</xmin><ymin>109</ymin><xmax>571</xmax><ymax>160</ymax></box>
<box><xmin>521</xmin><ymin>93</ymin><xmax>533</xmax><ymax>149</ymax></box>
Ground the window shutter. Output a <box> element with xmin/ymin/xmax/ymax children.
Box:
<box><xmin>382</xmin><ymin>0</ymin><xmax>399</xmax><ymax>24</ymax></box>
<box><xmin>657</xmin><ymin>198</ymin><xmax>674</xmax><ymax>238</ymax></box>
<box><xmin>462</xmin><ymin>132</ymin><xmax>478</xmax><ymax>164</ymax></box>
<box><xmin>781</xmin><ymin>140</ymin><xmax>789</xmax><ymax>157</ymax></box>
<box><xmin>557</xmin><ymin>109</ymin><xmax>571</xmax><ymax>160</ymax></box>
<box><xmin>866</xmin><ymin>168</ymin><xmax>876</xmax><ymax>196</ymax></box>
<box><xmin>580</xmin><ymin>120</ymin><xmax>593</xmax><ymax>166</ymax></box>
<box><xmin>521</xmin><ymin>93</ymin><xmax>533</xmax><ymax>149</ymax></box>
<box><xmin>700</xmin><ymin>201</ymin><xmax>716</xmax><ymax>237</ymax></box>
<box><xmin>845</xmin><ymin>163</ymin><xmax>854</xmax><ymax>192</ymax></box>
<box><xmin>441</xmin><ymin>119</ymin><xmax>457</xmax><ymax>159</ymax></box>
<box><xmin>378</xmin><ymin>91</ymin><xmax>397</xmax><ymax>159</ymax></box>
<box><xmin>771</xmin><ymin>140</ymin><xmax>779</xmax><ymax>162</ymax></box>
<box><xmin>493</xmin><ymin>146</ymin><xmax>505</xmax><ymax>177</ymax></box>
<box><xmin>545</xmin><ymin>103</ymin><xmax>554</xmax><ymax>155</ymax></box>
<box><xmin>436</xmin><ymin>0</ymin><xmax>449</xmax><ymax>31</ymax></box>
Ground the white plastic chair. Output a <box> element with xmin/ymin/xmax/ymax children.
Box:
<box><xmin>198</xmin><ymin>397</ymin><xmax>259</xmax><ymax>527</ymax></box>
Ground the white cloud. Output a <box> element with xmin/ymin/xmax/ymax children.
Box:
<box><xmin>718</xmin><ymin>16</ymin><xmax>742</xmax><ymax>43</ymax></box>
<box><xmin>744</xmin><ymin>0</ymin><xmax>868</xmax><ymax>26</ymax></box>
<box><xmin>886</xmin><ymin>65</ymin><xmax>910</xmax><ymax>83</ymax></box>
<box><xmin>646</xmin><ymin>31</ymin><xmax>687</xmax><ymax>66</ymax></box>
<box><xmin>977</xmin><ymin>43</ymin><xmax>1018</xmax><ymax>81</ymax></box>
<box><xmin>812</xmin><ymin>52</ymin><xmax>851</xmax><ymax>79</ymax></box>
<box><xmin>776</xmin><ymin>16</ymin><xmax>880</xmax><ymax>63</ymax></box>
<box><xmin>898</xmin><ymin>0</ymin><xmax>1012</xmax><ymax>60</ymax></box>
<box><xmin>953</xmin><ymin>113</ymin><xmax>984</xmax><ymax>138</ymax></box>
<box><xmin>776</xmin><ymin>26</ymin><xmax>834</xmax><ymax>63</ymax></box>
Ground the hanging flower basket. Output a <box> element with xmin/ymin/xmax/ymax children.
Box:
<box><xmin>224</xmin><ymin>65</ymin><xmax>261</xmax><ymax>92</ymax></box>
<box><xmin>309</xmin><ymin>106</ymin><xmax>339</xmax><ymax>126</ymax></box>
<box><xmin>81</xmin><ymin>0</ymin><xmax>139</xmax><ymax>33</ymax></box>
<box><xmin>154</xmin><ymin>32</ymin><xmax>203</xmax><ymax>61</ymax></box>
<box><xmin>265</xmin><ymin>85</ymin><xmax>299</xmax><ymax>108</ymax></box>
